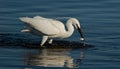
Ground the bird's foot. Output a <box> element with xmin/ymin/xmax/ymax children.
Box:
<box><xmin>40</xmin><ymin>44</ymin><xmax>45</xmax><ymax>47</ymax></box>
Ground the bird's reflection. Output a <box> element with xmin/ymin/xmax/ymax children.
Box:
<box><xmin>24</xmin><ymin>47</ymin><xmax>86</xmax><ymax>68</ymax></box>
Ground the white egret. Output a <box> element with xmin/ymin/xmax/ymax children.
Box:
<box><xmin>19</xmin><ymin>16</ymin><xmax>85</xmax><ymax>46</ymax></box>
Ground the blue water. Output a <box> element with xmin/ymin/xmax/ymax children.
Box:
<box><xmin>0</xmin><ymin>0</ymin><xmax>120</xmax><ymax>69</ymax></box>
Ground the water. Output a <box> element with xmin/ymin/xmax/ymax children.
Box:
<box><xmin>0</xmin><ymin>0</ymin><xmax>120</xmax><ymax>69</ymax></box>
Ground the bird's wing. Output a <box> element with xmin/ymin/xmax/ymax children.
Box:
<box><xmin>19</xmin><ymin>17</ymin><xmax>59</xmax><ymax>35</ymax></box>
<box><xmin>33</xmin><ymin>16</ymin><xmax>45</xmax><ymax>19</ymax></box>
<box><xmin>49</xmin><ymin>20</ymin><xmax>66</xmax><ymax>33</ymax></box>
<box><xmin>33</xmin><ymin>16</ymin><xmax>66</xmax><ymax>32</ymax></box>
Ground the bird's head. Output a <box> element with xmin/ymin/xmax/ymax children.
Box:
<box><xmin>69</xmin><ymin>18</ymin><xmax>85</xmax><ymax>41</ymax></box>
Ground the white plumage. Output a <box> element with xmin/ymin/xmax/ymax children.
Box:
<box><xmin>19</xmin><ymin>16</ymin><xmax>84</xmax><ymax>46</ymax></box>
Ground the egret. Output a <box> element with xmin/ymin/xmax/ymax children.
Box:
<box><xmin>19</xmin><ymin>16</ymin><xmax>85</xmax><ymax>46</ymax></box>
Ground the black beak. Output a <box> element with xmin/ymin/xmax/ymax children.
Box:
<box><xmin>76</xmin><ymin>24</ymin><xmax>86</xmax><ymax>46</ymax></box>
<box><xmin>76</xmin><ymin>24</ymin><xmax>84</xmax><ymax>40</ymax></box>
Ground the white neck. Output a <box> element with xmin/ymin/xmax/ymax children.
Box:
<box><xmin>63</xmin><ymin>19</ymin><xmax>74</xmax><ymax>38</ymax></box>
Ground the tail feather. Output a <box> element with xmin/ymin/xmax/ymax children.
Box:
<box><xmin>19</xmin><ymin>17</ymin><xmax>32</xmax><ymax>23</ymax></box>
<box><xmin>21</xmin><ymin>29</ymin><xmax>30</xmax><ymax>33</ymax></box>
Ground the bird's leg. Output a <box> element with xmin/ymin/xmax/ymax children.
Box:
<box><xmin>40</xmin><ymin>36</ymin><xmax>48</xmax><ymax>46</ymax></box>
<box><xmin>48</xmin><ymin>39</ymin><xmax>53</xmax><ymax>44</ymax></box>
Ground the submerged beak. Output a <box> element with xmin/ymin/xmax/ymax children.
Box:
<box><xmin>76</xmin><ymin>24</ymin><xmax>85</xmax><ymax>41</ymax></box>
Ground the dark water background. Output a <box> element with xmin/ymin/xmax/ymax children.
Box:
<box><xmin>0</xmin><ymin>0</ymin><xmax>120</xmax><ymax>69</ymax></box>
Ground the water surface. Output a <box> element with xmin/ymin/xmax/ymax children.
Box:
<box><xmin>0</xmin><ymin>0</ymin><xmax>120</xmax><ymax>69</ymax></box>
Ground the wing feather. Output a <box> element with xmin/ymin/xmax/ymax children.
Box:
<box><xmin>33</xmin><ymin>16</ymin><xmax>66</xmax><ymax>33</ymax></box>
<box><xmin>19</xmin><ymin>17</ymin><xmax>59</xmax><ymax>35</ymax></box>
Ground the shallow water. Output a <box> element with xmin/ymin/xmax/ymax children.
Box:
<box><xmin>0</xmin><ymin>0</ymin><xmax>120</xmax><ymax>69</ymax></box>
